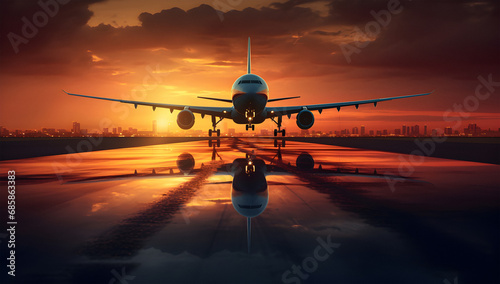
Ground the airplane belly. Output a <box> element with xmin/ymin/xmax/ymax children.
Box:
<box><xmin>233</xmin><ymin>93</ymin><xmax>267</xmax><ymax>115</ymax></box>
<box><xmin>231</xmin><ymin>110</ymin><xmax>266</xmax><ymax>124</ymax></box>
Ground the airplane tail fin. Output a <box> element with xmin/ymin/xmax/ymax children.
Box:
<box><xmin>247</xmin><ymin>37</ymin><xmax>251</xmax><ymax>74</ymax></box>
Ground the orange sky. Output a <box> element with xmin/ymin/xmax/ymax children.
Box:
<box><xmin>1</xmin><ymin>0</ymin><xmax>499</xmax><ymax>133</ymax></box>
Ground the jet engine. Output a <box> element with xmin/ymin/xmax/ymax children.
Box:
<box><xmin>296</xmin><ymin>109</ymin><xmax>314</xmax><ymax>129</ymax></box>
<box><xmin>296</xmin><ymin>152</ymin><xmax>315</xmax><ymax>171</ymax></box>
<box><xmin>177</xmin><ymin>109</ymin><xmax>195</xmax><ymax>129</ymax></box>
<box><xmin>176</xmin><ymin>153</ymin><xmax>195</xmax><ymax>175</ymax></box>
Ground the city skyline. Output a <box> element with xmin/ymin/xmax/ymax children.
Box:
<box><xmin>2</xmin><ymin>120</ymin><xmax>498</xmax><ymax>138</ymax></box>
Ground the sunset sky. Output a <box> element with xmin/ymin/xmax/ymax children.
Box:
<box><xmin>1</xmin><ymin>0</ymin><xmax>499</xmax><ymax>134</ymax></box>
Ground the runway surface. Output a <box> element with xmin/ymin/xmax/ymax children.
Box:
<box><xmin>0</xmin><ymin>138</ymin><xmax>498</xmax><ymax>284</ymax></box>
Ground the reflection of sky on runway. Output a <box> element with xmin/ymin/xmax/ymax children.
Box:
<box><xmin>0</xmin><ymin>139</ymin><xmax>498</xmax><ymax>284</ymax></box>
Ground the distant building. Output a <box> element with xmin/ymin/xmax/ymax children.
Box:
<box><xmin>228</xmin><ymin>128</ymin><xmax>236</xmax><ymax>136</ymax></box>
<box><xmin>424</xmin><ymin>125</ymin><xmax>427</xmax><ymax>135</ymax></box>
<box><xmin>152</xmin><ymin>120</ymin><xmax>157</xmax><ymax>134</ymax></box>
<box><xmin>369</xmin><ymin>130</ymin><xmax>374</xmax><ymax>136</ymax></box>
<box><xmin>360</xmin><ymin>125</ymin><xmax>365</xmax><ymax>135</ymax></box>
<box><xmin>464</xmin><ymin>123</ymin><xmax>480</xmax><ymax>136</ymax></box>
<box><xmin>72</xmin><ymin>122</ymin><xmax>80</xmax><ymax>134</ymax></box>
<box><xmin>352</xmin><ymin>127</ymin><xmax>359</xmax><ymax>135</ymax></box>
<box><xmin>261</xmin><ymin>129</ymin><xmax>269</xmax><ymax>136</ymax></box>
<box><xmin>402</xmin><ymin>125</ymin><xmax>406</xmax><ymax>136</ymax></box>
<box><xmin>394</xmin><ymin>128</ymin><xmax>401</xmax><ymax>135</ymax></box>
<box><xmin>444</xmin><ymin>127</ymin><xmax>453</xmax><ymax>135</ymax></box>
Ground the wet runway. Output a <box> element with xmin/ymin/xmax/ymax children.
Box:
<box><xmin>1</xmin><ymin>138</ymin><xmax>498</xmax><ymax>284</ymax></box>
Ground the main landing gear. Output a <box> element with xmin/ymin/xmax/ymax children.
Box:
<box><xmin>271</xmin><ymin>116</ymin><xmax>285</xmax><ymax>137</ymax></box>
<box><xmin>209</xmin><ymin>116</ymin><xmax>223</xmax><ymax>137</ymax></box>
<box><xmin>274</xmin><ymin>139</ymin><xmax>285</xmax><ymax>147</ymax></box>
<box><xmin>246</xmin><ymin>125</ymin><xmax>255</xmax><ymax>131</ymax></box>
<box><xmin>208</xmin><ymin>139</ymin><xmax>220</xmax><ymax>148</ymax></box>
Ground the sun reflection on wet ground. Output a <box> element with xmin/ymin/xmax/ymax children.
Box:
<box><xmin>0</xmin><ymin>138</ymin><xmax>498</xmax><ymax>284</ymax></box>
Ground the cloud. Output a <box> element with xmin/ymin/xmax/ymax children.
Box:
<box><xmin>2</xmin><ymin>0</ymin><xmax>499</xmax><ymax>79</ymax></box>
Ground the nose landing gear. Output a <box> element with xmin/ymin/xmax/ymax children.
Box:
<box><xmin>245</xmin><ymin>125</ymin><xmax>255</xmax><ymax>131</ymax></box>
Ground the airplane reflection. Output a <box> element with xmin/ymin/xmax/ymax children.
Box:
<box><xmin>71</xmin><ymin>139</ymin><xmax>424</xmax><ymax>255</ymax></box>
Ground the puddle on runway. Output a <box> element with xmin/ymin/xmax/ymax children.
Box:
<box><xmin>0</xmin><ymin>138</ymin><xmax>498</xmax><ymax>284</ymax></box>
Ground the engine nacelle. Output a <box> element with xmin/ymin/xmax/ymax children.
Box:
<box><xmin>177</xmin><ymin>109</ymin><xmax>195</xmax><ymax>129</ymax></box>
<box><xmin>296</xmin><ymin>152</ymin><xmax>315</xmax><ymax>171</ymax></box>
<box><xmin>296</xmin><ymin>110</ymin><xmax>314</xmax><ymax>129</ymax></box>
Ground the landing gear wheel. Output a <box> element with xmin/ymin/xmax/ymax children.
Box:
<box><xmin>281</xmin><ymin>129</ymin><xmax>286</xmax><ymax>137</ymax></box>
<box><xmin>274</xmin><ymin>129</ymin><xmax>278</xmax><ymax>137</ymax></box>
<box><xmin>246</xmin><ymin>125</ymin><xmax>249</xmax><ymax>131</ymax></box>
<box><xmin>216</xmin><ymin>129</ymin><xmax>220</xmax><ymax>137</ymax></box>
<box><xmin>208</xmin><ymin>129</ymin><xmax>212</xmax><ymax>137</ymax></box>
<box><xmin>251</xmin><ymin>125</ymin><xmax>255</xmax><ymax>131</ymax></box>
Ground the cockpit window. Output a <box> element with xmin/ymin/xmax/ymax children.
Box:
<box><xmin>238</xmin><ymin>80</ymin><xmax>262</xmax><ymax>85</ymax></box>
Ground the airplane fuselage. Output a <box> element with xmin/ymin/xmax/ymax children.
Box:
<box><xmin>231</xmin><ymin>74</ymin><xmax>269</xmax><ymax>124</ymax></box>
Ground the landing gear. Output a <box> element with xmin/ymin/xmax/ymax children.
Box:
<box><xmin>273</xmin><ymin>129</ymin><xmax>285</xmax><ymax>136</ymax></box>
<box><xmin>245</xmin><ymin>125</ymin><xmax>255</xmax><ymax>131</ymax></box>
<box><xmin>272</xmin><ymin>116</ymin><xmax>285</xmax><ymax>136</ymax></box>
<box><xmin>274</xmin><ymin>139</ymin><xmax>285</xmax><ymax>147</ymax></box>
<box><xmin>208</xmin><ymin>139</ymin><xmax>221</xmax><ymax>148</ymax></box>
<box><xmin>208</xmin><ymin>116</ymin><xmax>223</xmax><ymax>137</ymax></box>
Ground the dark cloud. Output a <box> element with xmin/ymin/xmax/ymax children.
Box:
<box><xmin>0</xmin><ymin>0</ymin><xmax>105</xmax><ymax>74</ymax></box>
<box><xmin>311</xmin><ymin>30</ymin><xmax>342</xmax><ymax>36</ymax></box>
<box><xmin>327</xmin><ymin>0</ymin><xmax>500</xmax><ymax>76</ymax></box>
<box><xmin>1</xmin><ymin>0</ymin><xmax>499</xmax><ymax>79</ymax></box>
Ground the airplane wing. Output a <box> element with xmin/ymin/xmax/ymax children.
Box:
<box><xmin>266</xmin><ymin>92</ymin><xmax>432</xmax><ymax>117</ymax></box>
<box><xmin>64</xmin><ymin>90</ymin><xmax>233</xmax><ymax>118</ymax></box>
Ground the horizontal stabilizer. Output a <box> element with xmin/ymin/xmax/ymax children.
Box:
<box><xmin>268</xmin><ymin>96</ymin><xmax>300</xmax><ymax>102</ymax></box>
<box><xmin>197</xmin><ymin>96</ymin><xmax>233</xmax><ymax>103</ymax></box>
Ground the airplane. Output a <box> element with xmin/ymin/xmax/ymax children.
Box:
<box><xmin>64</xmin><ymin>38</ymin><xmax>432</xmax><ymax>137</ymax></box>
